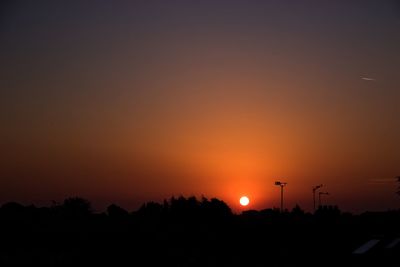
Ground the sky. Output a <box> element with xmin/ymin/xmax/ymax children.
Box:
<box><xmin>1</xmin><ymin>0</ymin><xmax>399</xmax><ymax>213</ymax></box>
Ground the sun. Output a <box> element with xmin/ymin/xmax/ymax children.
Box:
<box><xmin>239</xmin><ymin>196</ymin><xmax>250</xmax><ymax>206</ymax></box>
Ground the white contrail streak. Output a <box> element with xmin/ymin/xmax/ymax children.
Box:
<box><xmin>361</xmin><ymin>77</ymin><xmax>376</xmax><ymax>81</ymax></box>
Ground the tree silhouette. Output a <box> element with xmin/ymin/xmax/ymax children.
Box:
<box><xmin>315</xmin><ymin>205</ymin><xmax>341</xmax><ymax>221</ymax></box>
<box><xmin>291</xmin><ymin>204</ymin><xmax>305</xmax><ymax>216</ymax></box>
<box><xmin>137</xmin><ymin>201</ymin><xmax>164</xmax><ymax>218</ymax></box>
<box><xmin>59</xmin><ymin>197</ymin><xmax>92</xmax><ymax>218</ymax></box>
<box><xmin>0</xmin><ymin>202</ymin><xmax>26</xmax><ymax>219</ymax></box>
<box><xmin>397</xmin><ymin>176</ymin><xmax>400</xmax><ymax>196</ymax></box>
<box><xmin>136</xmin><ymin>196</ymin><xmax>232</xmax><ymax>221</ymax></box>
<box><xmin>107</xmin><ymin>204</ymin><xmax>128</xmax><ymax>218</ymax></box>
<box><xmin>200</xmin><ymin>197</ymin><xmax>232</xmax><ymax>219</ymax></box>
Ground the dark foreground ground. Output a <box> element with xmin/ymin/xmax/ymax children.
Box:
<box><xmin>0</xmin><ymin>198</ymin><xmax>399</xmax><ymax>266</ymax></box>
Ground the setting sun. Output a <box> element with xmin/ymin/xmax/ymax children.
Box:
<box><xmin>239</xmin><ymin>196</ymin><xmax>250</xmax><ymax>206</ymax></box>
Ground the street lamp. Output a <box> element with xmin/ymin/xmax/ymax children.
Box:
<box><xmin>275</xmin><ymin>181</ymin><xmax>287</xmax><ymax>212</ymax></box>
<box><xmin>312</xmin><ymin>184</ymin><xmax>323</xmax><ymax>212</ymax></box>
<box><xmin>318</xmin><ymin>192</ymin><xmax>329</xmax><ymax>208</ymax></box>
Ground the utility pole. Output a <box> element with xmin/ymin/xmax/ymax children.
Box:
<box><xmin>312</xmin><ymin>184</ymin><xmax>323</xmax><ymax>212</ymax></box>
<box><xmin>275</xmin><ymin>181</ymin><xmax>287</xmax><ymax>212</ymax></box>
<box><xmin>318</xmin><ymin>192</ymin><xmax>329</xmax><ymax>208</ymax></box>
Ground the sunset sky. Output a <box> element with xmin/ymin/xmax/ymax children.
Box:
<box><xmin>1</xmin><ymin>1</ymin><xmax>399</xmax><ymax>212</ymax></box>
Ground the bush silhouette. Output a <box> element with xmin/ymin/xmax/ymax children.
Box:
<box><xmin>57</xmin><ymin>197</ymin><xmax>93</xmax><ymax>218</ymax></box>
<box><xmin>107</xmin><ymin>204</ymin><xmax>129</xmax><ymax>218</ymax></box>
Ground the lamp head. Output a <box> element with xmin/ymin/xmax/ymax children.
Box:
<box><xmin>313</xmin><ymin>184</ymin><xmax>323</xmax><ymax>190</ymax></box>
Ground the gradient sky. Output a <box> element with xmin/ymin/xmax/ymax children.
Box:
<box><xmin>1</xmin><ymin>0</ymin><xmax>399</xmax><ymax>212</ymax></box>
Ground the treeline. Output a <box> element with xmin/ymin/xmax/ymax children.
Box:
<box><xmin>0</xmin><ymin>196</ymin><xmax>399</xmax><ymax>224</ymax></box>
<box><xmin>0</xmin><ymin>196</ymin><xmax>233</xmax><ymax>221</ymax></box>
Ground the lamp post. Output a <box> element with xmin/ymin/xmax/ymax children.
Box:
<box><xmin>275</xmin><ymin>181</ymin><xmax>287</xmax><ymax>212</ymax></box>
<box><xmin>312</xmin><ymin>184</ymin><xmax>323</xmax><ymax>212</ymax></box>
<box><xmin>318</xmin><ymin>192</ymin><xmax>329</xmax><ymax>208</ymax></box>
